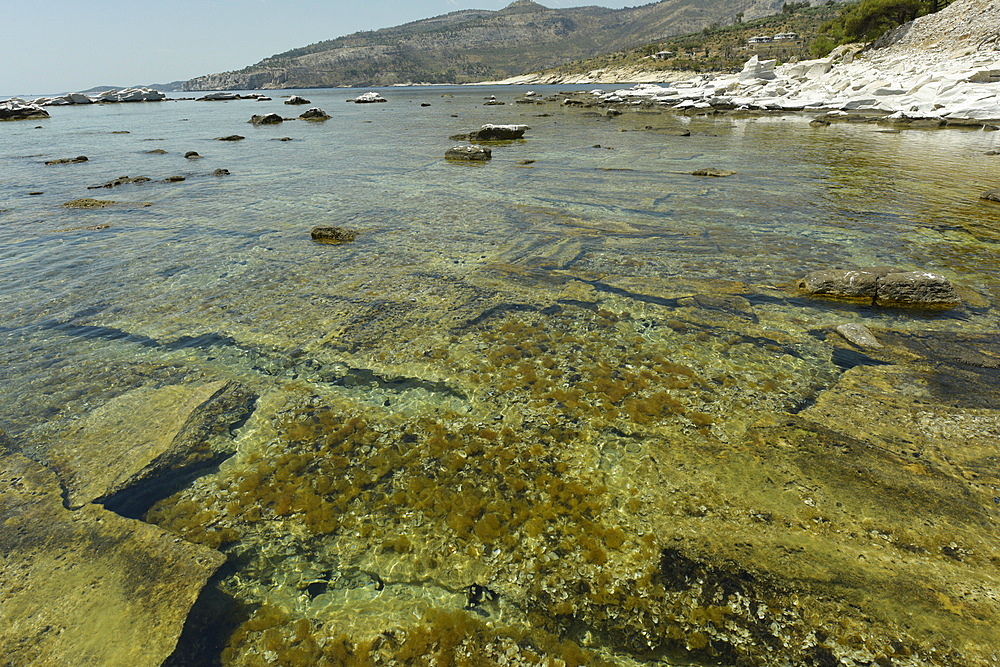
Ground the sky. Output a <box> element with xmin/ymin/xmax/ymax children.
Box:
<box><xmin>1</xmin><ymin>0</ymin><xmax>641</xmax><ymax>96</ymax></box>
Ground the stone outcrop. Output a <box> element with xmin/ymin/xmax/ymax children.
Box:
<box><xmin>249</xmin><ymin>113</ymin><xmax>283</xmax><ymax>125</ymax></box>
<box><xmin>0</xmin><ymin>452</ymin><xmax>225</xmax><ymax>667</ymax></box>
<box><xmin>982</xmin><ymin>189</ymin><xmax>1000</xmax><ymax>202</ymax></box>
<box><xmin>353</xmin><ymin>92</ymin><xmax>387</xmax><ymax>104</ymax></box>
<box><xmin>0</xmin><ymin>98</ymin><xmax>50</xmax><ymax>121</ymax></box>
<box><xmin>798</xmin><ymin>266</ymin><xmax>961</xmax><ymax>306</ymax></box>
<box><xmin>215</xmin><ymin>134</ymin><xmax>245</xmax><ymax>141</ymax></box>
<box><xmin>299</xmin><ymin>107</ymin><xmax>331</xmax><ymax>120</ymax></box>
<box><xmin>94</xmin><ymin>88</ymin><xmax>166</xmax><ymax>103</ymax></box>
<box><xmin>197</xmin><ymin>92</ymin><xmax>243</xmax><ymax>101</ymax></box>
<box><xmin>45</xmin><ymin>380</ymin><xmax>254</xmax><ymax>510</ymax></box>
<box><xmin>284</xmin><ymin>95</ymin><xmax>311</xmax><ymax>105</ymax></box>
<box><xmin>445</xmin><ymin>144</ymin><xmax>492</xmax><ymax>161</ymax></box>
<box><xmin>586</xmin><ymin>0</ymin><xmax>1000</xmax><ymax>121</ymax></box>
<box><xmin>452</xmin><ymin>124</ymin><xmax>529</xmax><ymax>141</ymax></box>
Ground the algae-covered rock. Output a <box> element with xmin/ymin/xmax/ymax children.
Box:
<box><xmin>46</xmin><ymin>380</ymin><xmax>255</xmax><ymax>510</ymax></box>
<box><xmin>445</xmin><ymin>144</ymin><xmax>492</xmax><ymax>161</ymax></box>
<box><xmin>311</xmin><ymin>226</ymin><xmax>358</xmax><ymax>244</ymax></box>
<box><xmin>799</xmin><ymin>266</ymin><xmax>960</xmax><ymax>306</ymax></box>
<box><xmin>0</xmin><ymin>453</ymin><xmax>225</xmax><ymax>667</ymax></box>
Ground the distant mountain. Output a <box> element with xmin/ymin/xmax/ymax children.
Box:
<box><xmin>183</xmin><ymin>0</ymin><xmax>824</xmax><ymax>90</ymax></box>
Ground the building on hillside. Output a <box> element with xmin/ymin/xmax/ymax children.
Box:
<box><xmin>773</xmin><ymin>32</ymin><xmax>799</xmax><ymax>41</ymax></box>
<box><xmin>748</xmin><ymin>36</ymin><xmax>773</xmax><ymax>44</ymax></box>
<box><xmin>650</xmin><ymin>51</ymin><xmax>675</xmax><ymax>60</ymax></box>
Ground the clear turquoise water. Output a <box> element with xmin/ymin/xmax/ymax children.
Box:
<box><xmin>3</xmin><ymin>86</ymin><xmax>1000</xmax><ymax>664</ymax></box>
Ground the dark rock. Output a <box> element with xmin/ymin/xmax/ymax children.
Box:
<box><xmin>466</xmin><ymin>124</ymin><xmax>528</xmax><ymax>141</ymax></box>
<box><xmin>284</xmin><ymin>95</ymin><xmax>311</xmax><ymax>105</ymax></box>
<box><xmin>299</xmin><ymin>107</ymin><xmax>331</xmax><ymax>121</ymax></box>
<box><xmin>311</xmin><ymin>226</ymin><xmax>359</xmax><ymax>244</ymax></box>
<box><xmin>691</xmin><ymin>168</ymin><xmax>735</xmax><ymax>177</ymax></box>
<box><xmin>45</xmin><ymin>155</ymin><xmax>88</xmax><ymax>165</ymax></box>
<box><xmin>215</xmin><ymin>135</ymin><xmax>245</xmax><ymax>141</ymax></box>
<box><xmin>420</xmin><ymin>103</ymin><xmax>432</xmax><ymax>107</ymax></box>
<box><xmin>273</xmin><ymin>137</ymin><xmax>294</xmax><ymax>141</ymax></box>
<box><xmin>164</xmin><ymin>175</ymin><xmax>186</xmax><ymax>183</ymax></box>
<box><xmin>981</xmin><ymin>189</ymin><xmax>1000</xmax><ymax>203</ymax></box>
<box><xmin>214</xmin><ymin>169</ymin><xmax>231</xmax><ymax>176</ymax></box>
<box><xmin>0</xmin><ymin>100</ymin><xmax>50</xmax><ymax>121</ymax></box>
<box><xmin>145</xmin><ymin>148</ymin><xmax>168</xmax><ymax>154</ymax></box>
<box><xmin>184</xmin><ymin>151</ymin><xmax>202</xmax><ymax>159</ymax></box>
<box><xmin>249</xmin><ymin>113</ymin><xmax>283</xmax><ymax>125</ymax></box>
<box><xmin>446</xmin><ymin>145</ymin><xmax>492</xmax><ymax>161</ymax></box>
<box><xmin>87</xmin><ymin>176</ymin><xmax>151</xmax><ymax>189</ymax></box>
<box><xmin>606</xmin><ymin>109</ymin><xmax>622</xmax><ymax>117</ymax></box>
<box><xmin>798</xmin><ymin>267</ymin><xmax>960</xmax><ymax>307</ymax></box>
<box><xmin>28</xmin><ymin>191</ymin><xmax>44</xmax><ymax>195</ymax></box>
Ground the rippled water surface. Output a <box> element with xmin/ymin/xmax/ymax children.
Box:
<box><xmin>3</xmin><ymin>87</ymin><xmax>1000</xmax><ymax>666</ymax></box>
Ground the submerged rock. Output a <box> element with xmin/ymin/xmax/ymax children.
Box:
<box><xmin>311</xmin><ymin>226</ymin><xmax>359</xmax><ymax>244</ymax></box>
<box><xmin>299</xmin><ymin>107</ymin><xmax>331</xmax><ymax>121</ymax></box>
<box><xmin>981</xmin><ymin>189</ymin><xmax>1000</xmax><ymax>203</ymax></box>
<box><xmin>46</xmin><ymin>380</ymin><xmax>254</xmax><ymax>510</ymax></box>
<box><xmin>835</xmin><ymin>323</ymin><xmax>883</xmax><ymax>348</ymax></box>
<box><xmin>184</xmin><ymin>151</ymin><xmax>202</xmax><ymax>159</ymax></box>
<box><xmin>798</xmin><ymin>266</ymin><xmax>960</xmax><ymax>306</ymax></box>
<box><xmin>215</xmin><ymin>134</ymin><xmax>245</xmax><ymax>141</ymax></box>
<box><xmin>0</xmin><ymin>452</ymin><xmax>225</xmax><ymax>667</ymax></box>
<box><xmin>87</xmin><ymin>176</ymin><xmax>151</xmax><ymax>189</ymax></box>
<box><xmin>691</xmin><ymin>168</ymin><xmax>735</xmax><ymax>177</ymax></box>
<box><xmin>45</xmin><ymin>155</ymin><xmax>88</xmax><ymax>165</ymax></box>
<box><xmin>62</xmin><ymin>198</ymin><xmax>152</xmax><ymax>209</ymax></box>
<box><xmin>445</xmin><ymin>144</ymin><xmax>492</xmax><ymax>161</ymax></box>
<box><xmin>284</xmin><ymin>95</ymin><xmax>311</xmax><ymax>105</ymax></box>
<box><xmin>163</xmin><ymin>175</ymin><xmax>186</xmax><ymax>183</ymax></box>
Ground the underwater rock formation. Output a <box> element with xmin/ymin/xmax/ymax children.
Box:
<box><xmin>45</xmin><ymin>380</ymin><xmax>254</xmax><ymax>510</ymax></box>
<box><xmin>0</xmin><ymin>453</ymin><xmax>225</xmax><ymax>666</ymax></box>
<box><xmin>445</xmin><ymin>144</ymin><xmax>492</xmax><ymax>161</ymax></box>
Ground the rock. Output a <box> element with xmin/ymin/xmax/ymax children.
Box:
<box><xmin>835</xmin><ymin>323</ymin><xmax>883</xmax><ymax>348</ymax></box>
<box><xmin>299</xmin><ymin>107</ymin><xmax>331</xmax><ymax>121</ymax></box>
<box><xmin>0</xmin><ymin>452</ymin><xmax>225</xmax><ymax>667</ymax></box>
<box><xmin>94</xmin><ymin>88</ymin><xmax>166</xmax><ymax>103</ymax></box>
<box><xmin>145</xmin><ymin>148</ymin><xmax>168</xmax><ymax>154</ymax></box>
<box><xmin>46</xmin><ymin>381</ymin><xmax>254</xmax><ymax>510</ymax></box>
<box><xmin>0</xmin><ymin>98</ymin><xmax>51</xmax><ymax>121</ymax></box>
<box><xmin>257</xmin><ymin>96</ymin><xmax>272</xmax><ymax>101</ymax></box>
<box><xmin>284</xmin><ymin>95</ymin><xmax>311</xmax><ymax>105</ymax></box>
<box><xmin>32</xmin><ymin>93</ymin><xmax>94</xmax><ymax>106</ymax></box>
<box><xmin>45</xmin><ymin>155</ymin><xmax>88</xmax><ymax>165</ymax></box>
<box><xmin>87</xmin><ymin>176</ymin><xmax>151</xmax><ymax>189</ymax></box>
<box><xmin>981</xmin><ymin>189</ymin><xmax>1000</xmax><ymax>202</ymax></box>
<box><xmin>420</xmin><ymin>102</ymin><xmax>431</xmax><ymax>107</ymax></box>
<box><xmin>353</xmin><ymin>92</ymin><xmax>387</xmax><ymax>104</ymax></box>
<box><xmin>164</xmin><ymin>175</ymin><xmax>186</xmax><ymax>182</ymax></box>
<box><xmin>184</xmin><ymin>151</ymin><xmax>202</xmax><ymax>159</ymax></box>
<box><xmin>274</xmin><ymin>137</ymin><xmax>294</xmax><ymax>141</ymax></box>
<box><xmin>739</xmin><ymin>55</ymin><xmax>777</xmax><ymax>81</ymax></box>
<box><xmin>248</xmin><ymin>113</ymin><xmax>283</xmax><ymax>125</ymax></box>
<box><xmin>62</xmin><ymin>198</ymin><xmax>120</xmax><ymax>209</ymax></box>
<box><xmin>214</xmin><ymin>168</ymin><xmax>231</xmax><ymax>176</ymax></box>
<box><xmin>463</xmin><ymin>124</ymin><xmax>529</xmax><ymax>141</ymax></box>
<box><xmin>215</xmin><ymin>135</ymin><xmax>245</xmax><ymax>141</ymax></box>
<box><xmin>798</xmin><ymin>267</ymin><xmax>960</xmax><ymax>306</ymax></box>
<box><xmin>445</xmin><ymin>145</ymin><xmax>492</xmax><ymax>161</ymax></box>
<box><xmin>197</xmin><ymin>92</ymin><xmax>242</xmax><ymax>101</ymax></box>
<box><xmin>311</xmin><ymin>226</ymin><xmax>359</xmax><ymax>244</ymax></box>
<box><xmin>691</xmin><ymin>168</ymin><xmax>735</xmax><ymax>177</ymax></box>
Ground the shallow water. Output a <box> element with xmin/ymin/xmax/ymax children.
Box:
<box><xmin>3</xmin><ymin>87</ymin><xmax>1000</xmax><ymax>665</ymax></box>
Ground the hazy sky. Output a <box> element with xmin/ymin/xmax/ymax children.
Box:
<box><xmin>2</xmin><ymin>0</ymin><xmax>641</xmax><ymax>96</ymax></box>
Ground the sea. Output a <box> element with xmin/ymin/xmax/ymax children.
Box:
<box><xmin>2</xmin><ymin>85</ymin><xmax>1000</xmax><ymax>665</ymax></box>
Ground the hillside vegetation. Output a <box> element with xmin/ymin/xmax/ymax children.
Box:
<box><xmin>182</xmin><ymin>0</ymin><xmax>846</xmax><ymax>90</ymax></box>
